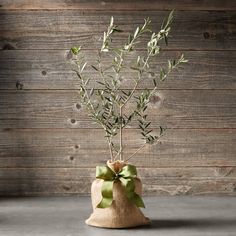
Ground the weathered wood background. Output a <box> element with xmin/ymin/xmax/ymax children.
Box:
<box><xmin>0</xmin><ymin>0</ymin><xmax>236</xmax><ymax>196</ymax></box>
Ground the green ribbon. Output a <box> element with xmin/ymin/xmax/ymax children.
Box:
<box><xmin>95</xmin><ymin>164</ymin><xmax>145</xmax><ymax>208</ymax></box>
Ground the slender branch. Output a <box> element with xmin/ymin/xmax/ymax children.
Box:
<box><xmin>79</xmin><ymin>76</ymin><xmax>115</xmax><ymax>161</ymax></box>
<box><xmin>119</xmin><ymin>106</ymin><xmax>123</xmax><ymax>160</ymax></box>
<box><xmin>120</xmin><ymin>81</ymin><xmax>138</xmax><ymax>109</ymax></box>
<box><xmin>97</xmin><ymin>52</ymin><xmax>110</xmax><ymax>85</ymax></box>
<box><xmin>114</xmin><ymin>149</ymin><xmax>121</xmax><ymax>160</ymax></box>
<box><xmin>125</xmin><ymin>143</ymin><xmax>146</xmax><ymax>162</ymax></box>
<box><xmin>121</xmin><ymin>53</ymin><xmax>151</xmax><ymax>110</ymax></box>
<box><xmin>117</xmin><ymin>52</ymin><xmax>152</xmax><ymax>161</ymax></box>
<box><xmin>107</xmin><ymin>137</ymin><xmax>114</xmax><ymax>161</ymax></box>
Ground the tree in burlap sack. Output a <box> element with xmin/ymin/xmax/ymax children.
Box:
<box><xmin>71</xmin><ymin>11</ymin><xmax>187</xmax><ymax>228</ymax></box>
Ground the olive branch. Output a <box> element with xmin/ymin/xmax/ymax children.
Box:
<box><xmin>71</xmin><ymin>11</ymin><xmax>188</xmax><ymax>162</ymax></box>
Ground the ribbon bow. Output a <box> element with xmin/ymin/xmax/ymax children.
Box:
<box><xmin>95</xmin><ymin>164</ymin><xmax>145</xmax><ymax>208</ymax></box>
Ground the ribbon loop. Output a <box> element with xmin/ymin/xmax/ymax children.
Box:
<box><xmin>119</xmin><ymin>164</ymin><xmax>137</xmax><ymax>178</ymax></box>
<box><xmin>96</xmin><ymin>166</ymin><xmax>115</xmax><ymax>180</ymax></box>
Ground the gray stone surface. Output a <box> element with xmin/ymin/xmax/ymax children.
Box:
<box><xmin>0</xmin><ymin>196</ymin><xmax>236</xmax><ymax>236</ymax></box>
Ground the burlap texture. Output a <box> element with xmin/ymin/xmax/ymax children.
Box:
<box><xmin>85</xmin><ymin>177</ymin><xmax>150</xmax><ymax>228</ymax></box>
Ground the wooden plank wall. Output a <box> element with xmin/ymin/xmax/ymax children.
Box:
<box><xmin>0</xmin><ymin>0</ymin><xmax>236</xmax><ymax>196</ymax></box>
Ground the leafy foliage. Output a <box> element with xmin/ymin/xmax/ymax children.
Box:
<box><xmin>71</xmin><ymin>11</ymin><xmax>188</xmax><ymax>162</ymax></box>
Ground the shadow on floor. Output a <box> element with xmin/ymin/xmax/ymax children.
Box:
<box><xmin>137</xmin><ymin>218</ymin><xmax>236</xmax><ymax>230</ymax></box>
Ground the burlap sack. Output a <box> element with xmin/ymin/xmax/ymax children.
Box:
<box><xmin>85</xmin><ymin>177</ymin><xmax>150</xmax><ymax>228</ymax></box>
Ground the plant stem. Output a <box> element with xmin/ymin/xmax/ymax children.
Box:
<box><xmin>119</xmin><ymin>106</ymin><xmax>123</xmax><ymax>161</ymax></box>
<box><xmin>114</xmin><ymin>149</ymin><xmax>121</xmax><ymax>160</ymax></box>
<box><xmin>120</xmin><ymin>80</ymin><xmax>138</xmax><ymax>109</ymax></box>
<box><xmin>118</xmin><ymin>53</ymin><xmax>152</xmax><ymax>161</ymax></box>
<box><xmin>107</xmin><ymin>137</ymin><xmax>114</xmax><ymax>162</ymax></box>
<box><xmin>121</xmin><ymin>53</ymin><xmax>151</xmax><ymax>110</ymax></box>
<box><xmin>125</xmin><ymin>143</ymin><xmax>146</xmax><ymax>162</ymax></box>
<box><xmin>80</xmin><ymin>79</ymin><xmax>114</xmax><ymax>161</ymax></box>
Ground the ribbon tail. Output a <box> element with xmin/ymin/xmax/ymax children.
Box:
<box><xmin>96</xmin><ymin>180</ymin><xmax>114</xmax><ymax>208</ymax></box>
<box><xmin>120</xmin><ymin>177</ymin><xmax>145</xmax><ymax>208</ymax></box>
<box><xmin>130</xmin><ymin>192</ymin><xmax>145</xmax><ymax>208</ymax></box>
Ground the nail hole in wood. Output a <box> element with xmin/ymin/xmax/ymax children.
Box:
<box><xmin>3</xmin><ymin>128</ymin><xmax>11</xmax><ymax>132</ymax></box>
<box><xmin>16</xmin><ymin>80</ymin><xmax>24</xmax><ymax>90</ymax></box>
<box><xmin>65</xmin><ymin>50</ymin><xmax>73</xmax><ymax>60</ymax></box>
<box><xmin>150</xmin><ymin>95</ymin><xmax>160</xmax><ymax>103</ymax></box>
<box><xmin>203</xmin><ymin>32</ymin><xmax>210</xmax><ymax>39</ymax></box>
<box><xmin>41</xmin><ymin>71</ymin><xmax>47</xmax><ymax>76</ymax></box>
<box><xmin>71</xmin><ymin>118</ymin><xmax>76</xmax><ymax>124</ymax></box>
<box><xmin>62</xmin><ymin>185</ymin><xmax>71</xmax><ymax>191</ymax></box>
<box><xmin>69</xmin><ymin>156</ymin><xmax>74</xmax><ymax>161</ymax></box>
<box><xmin>3</xmin><ymin>43</ymin><xmax>15</xmax><ymax>50</ymax></box>
<box><xmin>148</xmin><ymin>72</ymin><xmax>155</xmax><ymax>78</ymax></box>
<box><xmin>76</xmin><ymin>103</ymin><xmax>81</xmax><ymax>110</ymax></box>
<box><xmin>74</xmin><ymin>145</ymin><xmax>79</xmax><ymax>149</ymax></box>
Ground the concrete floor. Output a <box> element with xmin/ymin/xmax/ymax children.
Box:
<box><xmin>0</xmin><ymin>196</ymin><xmax>235</xmax><ymax>236</ymax></box>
